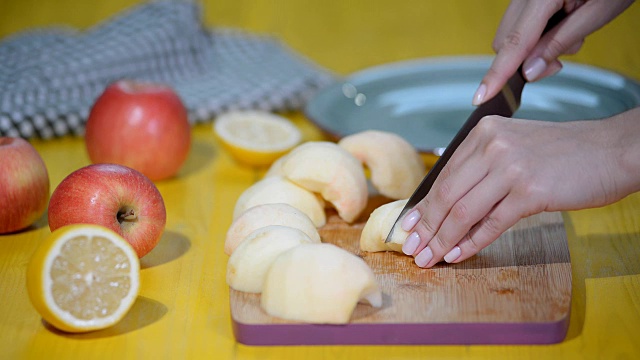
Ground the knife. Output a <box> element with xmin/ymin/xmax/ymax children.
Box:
<box><xmin>384</xmin><ymin>69</ymin><xmax>524</xmax><ymax>243</ymax></box>
<box><xmin>384</xmin><ymin>11</ymin><xmax>567</xmax><ymax>244</ymax></box>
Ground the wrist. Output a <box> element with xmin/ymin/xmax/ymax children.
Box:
<box><xmin>609</xmin><ymin>107</ymin><xmax>640</xmax><ymax>197</ymax></box>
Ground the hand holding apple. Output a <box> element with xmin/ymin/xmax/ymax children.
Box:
<box><xmin>0</xmin><ymin>137</ymin><xmax>50</xmax><ymax>234</ymax></box>
<box><xmin>48</xmin><ymin>163</ymin><xmax>166</xmax><ymax>258</ymax></box>
<box><xmin>84</xmin><ymin>80</ymin><xmax>191</xmax><ymax>181</ymax></box>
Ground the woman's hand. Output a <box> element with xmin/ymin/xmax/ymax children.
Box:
<box><xmin>400</xmin><ymin>107</ymin><xmax>640</xmax><ymax>268</ymax></box>
<box><xmin>473</xmin><ymin>0</ymin><xmax>634</xmax><ymax>106</ymax></box>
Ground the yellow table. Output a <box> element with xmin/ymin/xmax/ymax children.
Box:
<box><xmin>1</xmin><ymin>1</ymin><xmax>639</xmax><ymax>358</ymax></box>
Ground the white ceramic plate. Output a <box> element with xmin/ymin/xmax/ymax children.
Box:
<box><xmin>305</xmin><ymin>56</ymin><xmax>640</xmax><ymax>154</ymax></box>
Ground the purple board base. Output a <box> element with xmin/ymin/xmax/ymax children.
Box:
<box><xmin>232</xmin><ymin>314</ymin><xmax>570</xmax><ymax>346</ymax></box>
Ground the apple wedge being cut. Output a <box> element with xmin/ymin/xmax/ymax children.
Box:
<box><xmin>281</xmin><ymin>141</ymin><xmax>367</xmax><ymax>223</ymax></box>
<box><xmin>226</xmin><ymin>225</ymin><xmax>316</xmax><ymax>293</ymax></box>
<box><xmin>225</xmin><ymin>203</ymin><xmax>320</xmax><ymax>255</ymax></box>
<box><xmin>339</xmin><ymin>130</ymin><xmax>425</xmax><ymax>199</ymax></box>
<box><xmin>233</xmin><ymin>176</ymin><xmax>326</xmax><ymax>227</ymax></box>
<box><xmin>261</xmin><ymin>243</ymin><xmax>382</xmax><ymax>324</ymax></box>
<box><xmin>360</xmin><ymin>199</ymin><xmax>409</xmax><ymax>253</ymax></box>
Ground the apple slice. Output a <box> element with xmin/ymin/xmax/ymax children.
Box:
<box><xmin>233</xmin><ymin>176</ymin><xmax>326</xmax><ymax>227</ymax></box>
<box><xmin>261</xmin><ymin>243</ymin><xmax>382</xmax><ymax>324</ymax></box>
<box><xmin>226</xmin><ymin>225</ymin><xmax>316</xmax><ymax>293</ymax></box>
<box><xmin>225</xmin><ymin>203</ymin><xmax>320</xmax><ymax>255</ymax></box>
<box><xmin>339</xmin><ymin>130</ymin><xmax>425</xmax><ymax>199</ymax></box>
<box><xmin>263</xmin><ymin>154</ymin><xmax>287</xmax><ymax>178</ymax></box>
<box><xmin>360</xmin><ymin>199</ymin><xmax>409</xmax><ymax>253</ymax></box>
<box><xmin>281</xmin><ymin>141</ymin><xmax>367</xmax><ymax>223</ymax></box>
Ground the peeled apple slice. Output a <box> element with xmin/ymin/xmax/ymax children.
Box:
<box><xmin>281</xmin><ymin>141</ymin><xmax>368</xmax><ymax>223</ymax></box>
<box><xmin>233</xmin><ymin>176</ymin><xmax>326</xmax><ymax>227</ymax></box>
<box><xmin>261</xmin><ymin>243</ymin><xmax>382</xmax><ymax>324</ymax></box>
<box><xmin>339</xmin><ymin>130</ymin><xmax>425</xmax><ymax>199</ymax></box>
<box><xmin>226</xmin><ymin>225</ymin><xmax>316</xmax><ymax>293</ymax></box>
<box><xmin>263</xmin><ymin>154</ymin><xmax>287</xmax><ymax>178</ymax></box>
<box><xmin>360</xmin><ymin>199</ymin><xmax>409</xmax><ymax>252</ymax></box>
<box><xmin>224</xmin><ymin>203</ymin><xmax>320</xmax><ymax>255</ymax></box>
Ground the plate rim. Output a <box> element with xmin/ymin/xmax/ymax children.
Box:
<box><xmin>305</xmin><ymin>55</ymin><xmax>640</xmax><ymax>154</ymax></box>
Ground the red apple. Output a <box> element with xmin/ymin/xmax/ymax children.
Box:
<box><xmin>0</xmin><ymin>137</ymin><xmax>50</xmax><ymax>234</ymax></box>
<box><xmin>84</xmin><ymin>80</ymin><xmax>191</xmax><ymax>181</ymax></box>
<box><xmin>48</xmin><ymin>163</ymin><xmax>166</xmax><ymax>258</ymax></box>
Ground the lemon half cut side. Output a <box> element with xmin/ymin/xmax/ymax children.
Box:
<box><xmin>214</xmin><ymin>111</ymin><xmax>302</xmax><ymax>166</ymax></box>
<box><xmin>27</xmin><ymin>224</ymin><xmax>140</xmax><ymax>333</ymax></box>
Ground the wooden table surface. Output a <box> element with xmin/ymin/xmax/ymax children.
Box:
<box><xmin>1</xmin><ymin>1</ymin><xmax>639</xmax><ymax>358</ymax></box>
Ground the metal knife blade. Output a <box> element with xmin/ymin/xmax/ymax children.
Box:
<box><xmin>384</xmin><ymin>69</ymin><xmax>525</xmax><ymax>243</ymax></box>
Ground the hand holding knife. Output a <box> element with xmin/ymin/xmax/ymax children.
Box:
<box><xmin>385</xmin><ymin>10</ymin><xmax>569</xmax><ymax>249</ymax></box>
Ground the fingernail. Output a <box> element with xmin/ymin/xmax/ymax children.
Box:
<box><xmin>523</xmin><ymin>57</ymin><xmax>547</xmax><ymax>81</ymax></box>
<box><xmin>415</xmin><ymin>246</ymin><xmax>433</xmax><ymax>268</ymax></box>
<box><xmin>402</xmin><ymin>232</ymin><xmax>420</xmax><ymax>255</ymax></box>
<box><xmin>444</xmin><ymin>246</ymin><xmax>462</xmax><ymax>263</ymax></box>
<box><xmin>401</xmin><ymin>210</ymin><xmax>420</xmax><ymax>231</ymax></box>
<box><xmin>472</xmin><ymin>83</ymin><xmax>486</xmax><ymax>106</ymax></box>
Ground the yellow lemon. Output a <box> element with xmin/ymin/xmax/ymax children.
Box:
<box><xmin>26</xmin><ymin>224</ymin><xmax>140</xmax><ymax>333</ymax></box>
<box><xmin>214</xmin><ymin>111</ymin><xmax>302</xmax><ymax>166</ymax></box>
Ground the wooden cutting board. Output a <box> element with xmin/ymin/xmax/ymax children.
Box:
<box><xmin>230</xmin><ymin>196</ymin><xmax>572</xmax><ymax>346</ymax></box>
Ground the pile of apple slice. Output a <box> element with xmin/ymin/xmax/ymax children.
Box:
<box><xmin>225</xmin><ymin>130</ymin><xmax>426</xmax><ymax>324</ymax></box>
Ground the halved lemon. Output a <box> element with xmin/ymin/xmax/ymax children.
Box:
<box><xmin>26</xmin><ymin>224</ymin><xmax>140</xmax><ymax>333</ymax></box>
<box><xmin>213</xmin><ymin>111</ymin><xmax>302</xmax><ymax>166</ymax></box>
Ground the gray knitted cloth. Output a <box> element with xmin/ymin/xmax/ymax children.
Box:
<box><xmin>0</xmin><ymin>1</ymin><xmax>334</xmax><ymax>139</ymax></box>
